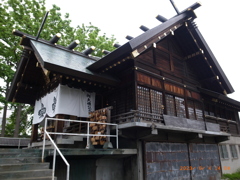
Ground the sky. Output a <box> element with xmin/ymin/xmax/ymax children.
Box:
<box><xmin>43</xmin><ymin>0</ymin><xmax>239</xmax><ymax>102</ymax></box>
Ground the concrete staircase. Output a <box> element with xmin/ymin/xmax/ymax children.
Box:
<box><xmin>0</xmin><ymin>148</ymin><xmax>55</xmax><ymax>180</ymax></box>
<box><xmin>31</xmin><ymin>135</ymin><xmax>84</xmax><ymax>148</ymax></box>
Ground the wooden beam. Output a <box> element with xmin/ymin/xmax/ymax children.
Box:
<box><xmin>215</xmin><ymin>136</ymin><xmax>230</xmax><ymax>143</ymax></box>
<box><xmin>184</xmin><ymin>49</ymin><xmax>203</xmax><ymax>60</ymax></box>
<box><xmin>136</xmin><ymin>128</ymin><xmax>158</xmax><ymax>139</ymax></box>
<box><xmin>186</xmin><ymin>133</ymin><xmax>203</xmax><ymax>141</ymax></box>
<box><xmin>169</xmin><ymin>0</ymin><xmax>180</xmax><ymax>14</ymax></box>
<box><xmin>200</xmin><ymin>76</ymin><xmax>220</xmax><ymax>83</ymax></box>
<box><xmin>185</xmin><ymin>2</ymin><xmax>201</xmax><ymax>12</ymax></box>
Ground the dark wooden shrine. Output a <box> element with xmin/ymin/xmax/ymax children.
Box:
<box><xmin>7</xmin><ymin>2</ymin><xmax>240</xmax><ymax>180</ymax></box>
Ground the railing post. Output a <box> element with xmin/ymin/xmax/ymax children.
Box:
<box><xmin>45</xmin><ymin>130</ymin><xmax>70</xmax><ymax>180</ymax></box>
<box><xmin>106</xmin><ymin>109</ymin><xmax>111</xmax><ymax>142</ymax></box>
<box><xmin>116</xmin><ymin>124</ymin><xmax>118</xmax><ymax>149</ymax></box>
<box><xmin>42</xmin><ymin>118</ymin><xmax>48</xmax><ymax>163</ymax></box>
<box><xmin>66</xmin><ymin>164</ymin><xmax>70</xmax><ymax>180</ymax></box>
<box><xmin>52</xmin><ymin>148</ymin><xmax>56</xmax><ymax>180</ymax></box>
<box><xmin>18</xmin><ymin>139</ymin><xmax>20</xmax><ymax>149</ymax></box>
<box><xmin>86</xmin><ymin>122</ymin><xmax>90</xmax><ymax>149</ymax></box>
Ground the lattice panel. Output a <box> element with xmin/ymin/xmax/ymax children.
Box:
<box><xmin>195</xmin><ymin>101</ymin><xmax>203</xmax><ymax>121</ymax></box>
<box><xmin>188</xmin><ymin>100</ymin><xmax>195</xmax><ymax>120</ymax></box>
<box><xmin>229</xmin><ymin>123</ymin><xmax>238</xmax><ymax>134</ymax></box>
<box><xmin>150</xmin><ymin>89</ymin><xmax>163</xmax><ymax>115</ymax></box>
<box><xmin>137</xmin><ymin>86</ymin><xmax>151</xmax><ymax>113</ymax></box>
<box><xmin>175</xmin><ymin>97</ymin><xmax>186</xmax><ymax>118</ymax></box>
<box><xmin>166</xmin><ymin>94</ymin><xmax>175</xmax><ymax>116</ymax></box>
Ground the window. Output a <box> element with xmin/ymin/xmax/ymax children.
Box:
<box><xmin>166</xmin><ymin>94</ymin><xmax>175</xmax><ymax>116</ymax></box>
<box><xmin>166</xmin><ymin>94</ymin><xmax>186</xmax><ymax>118</ymax></box>
<box><xmin>137</xmin><ymin>86</ymin><xmax>150</xmax><ymax>113</ymax></box>
<box><xmin>230</xmin><ymin>145</ymin><xmax>238</xmax><ymax>158</ymax></box>
<box><xmin>195</xmin><ymin>102</ymin><xmax>203</xmax><ymax>121</ymax></box>
<box><xmin>137</xmin><ymin>86</ymin><xmax>163</xmax><ymax>114</ymax></box>
<box><xmin>219</xmin><ymin>145</ymin><xmax>229</xmax><ymax>159</ymax></box>
<box><xmin>150</xmin><ymin>89</ymin><xmax>163</xmax><ymax>114</ymax></box>
<box><xmin>187</xmin><ymin>100</ymin><xmax>203</xmax><ymax>120</ymax></box>
<box><xmin>175</xmin><ymin>97</ymin><xmax>186</xmax><ymax>118</ymax></box>
<box><xmin>204</xmin><ymin>103</ymin><xmax>215</xmax><ymax>116</ymax></box>
<box><xmin>204</xmin><ymin>102</ymin><xmax>236</xmax><ymax>121</ymax></box>
<box><xmin>188</xmin><ymin>100</ymin><xmax>195</xmax><ymax>119</ymax></box>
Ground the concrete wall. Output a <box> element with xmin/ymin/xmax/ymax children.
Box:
<box><xmin>52</xmin><ymin>155</ymin><xmax>138</xmax><ymax>180</ymax></box>
<box><xmin>53</xmin><ymin>157</ymin><xmax>96</xmax><ymax>180</ymax></box>
<box><xmin>219</xmin><ymin>136</ymin><xmax>240</xmax><ymax>174</ymax></box>
<box><xmin>96</xmin><ymin>159</ymin><xmax>123</xmax><ymax>180</ymax></box>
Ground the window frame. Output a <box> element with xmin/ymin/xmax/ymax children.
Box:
<box><xmin>187</xmin><ymin>99</ymin><xmax>204</xmax><ymax>121</ymax></box>
<box><xmin>230</xmin><ymin>144</ymin><xmax>238</xmax><ymax>159</ymax></box>
<box><xmin>165</xmin><ymin>94</ymin><xmax>186</xmax><ymax>118</ymax></box>
<box><xmin>137</xmin><ymin>85</ymin><xmax>164</xmax><ymax>115</ymax></box>
<box><xmin>219</xmin><ymin>144</ymin><xmax>229</xmax><ymax>159</ymax></box>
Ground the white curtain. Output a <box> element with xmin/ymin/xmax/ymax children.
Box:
<box><xmin>33</xmin><ymin>84</ymin><xmax>95</xmax><ymax>124</ymax></box>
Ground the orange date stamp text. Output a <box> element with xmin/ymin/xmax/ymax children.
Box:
<box><xmin>179</xmin><ymin>166</ymin><xmax>230</xmax><ymax>171</ymax></box>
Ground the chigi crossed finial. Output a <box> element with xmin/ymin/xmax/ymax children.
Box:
<box><xmin>169</xmin><ymin>0</ymin><xmax>180</xmax><ymax>14</ymax></box>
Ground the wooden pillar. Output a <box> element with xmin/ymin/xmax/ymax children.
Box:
<box><xmin>30</xmin><ymin>124</ymin><xmax>39</xmax><ymax>144</ymax></box>
<box><xmin>137</xmin><ymin>140</ymin><xmax>144</xmax><ymax>180</ymax></box>
<box><xmin>54</xmin><ymin>114</ymin><xmax>65</xmax><ymax>140</ymax></box>
<box><xmin>106</xmin><ymin>109</ymin><xmax>111</xmax><ymax>142</ymax></box>
<box><xmin>55</xmin><ymin>114</ymin><xmax>65</xmax><ymax>132</ymax></box>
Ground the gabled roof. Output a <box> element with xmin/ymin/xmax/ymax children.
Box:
<box><xmin>7</xmin><ymin>32</ymin><xmax>119</xmax><ymax>104</ymax></box>
<box><xmin>87</xmin><ymin>10</ymin><xmax>196</xmax><ymax>72</ymax></box>
<box><xmin>87</xmin><ymin>3</ymin><xmax>234</xmax><ymax>95</ymax></box>
<box><xmin>7</xmin><ymin>2</ymin><xmax>235</xmax><ymax>104</ymax></box>
<box><xmin>29</xmin><ymin>40</ymin><xmax>118</xmax><ymax>84</ymax></box>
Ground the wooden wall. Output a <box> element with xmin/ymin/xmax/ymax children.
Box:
<box><xmin>133</xmin><ymin>35</ymin><xmax>239</xmax><ymax>135</ymax></box>
<box><xmin>107</xmin><ymin>69</ymin><xmax>135</xmax><ymax>116</ymax></box>
<box><xmin>135</xmin><ymin>36</ymin><xmax>199</xmax><ymax>87</ymax></box>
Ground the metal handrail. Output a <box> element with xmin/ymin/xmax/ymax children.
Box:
<box><xmin>41</xmin><ymin>117</ymin><xmax>119</xmax><ymax>180</ymax></box>
<box><xmin>44</xmin><ymin>130</ymin><xmax>70</xmax><ymax>180</ymax></box>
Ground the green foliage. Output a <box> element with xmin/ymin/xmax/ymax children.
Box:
<box><xmin>222</xmin><ymin>170</ymin><xmax>240</xmax><ymax>180</ymax></box>
<box><xmin>0</xmin><ymin>0</ymin><xmax>117</xmax><ymax>136</ymax></box>
<box><xmin>72</xmin><ymin>23</ymin><xmax>116</xmax><ymax>57</ymax></box>
<box><xmin>5</xmin><ymin>104</ymin><xmax>33</xmax><ymax>137</ymax></box>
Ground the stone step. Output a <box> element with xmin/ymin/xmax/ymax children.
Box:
<box><xmin>30</xmin><ymin>141</ymin><xmax>53</xmax><ymax>148</ymax></box>
<box><xmin>0</xmin><ymin>163</ymin><xmax>50</xmax><ymax>172</ymax></box>
<box><xmin>8</xmin><ymin>177</ymin><xmax>57</xmax><ymax>180</ymax></box>
<box><xmin>0</xmin><ymin>157</ymin><xmax>41</xmax><ymax>165</ymax></box>
<box><xmin>0</xmin><ymin>152</ymin><xmax>42</xmax><ymax>158</ymax></box>
<box><xmin>0</xmin><ymin>169</ymin><xmax>52</xmax><ymax>179</ymax></box>
<box><xmin>65</xmin><ymin>135</ymin><xmax>83</xmax><ymax>141</ymax></box>
<box><xmin>0</xmin><ymin>148</ymin><xmax>42</xmax><ymax>152</ymax></box>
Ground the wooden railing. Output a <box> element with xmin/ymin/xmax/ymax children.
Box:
<box><xmin>111</xmin><ymin>110</ymin><xmax>164</xmax><ymax>124</ymax></box>
<box><xmin>205</xmin><ymin>115</ymin><xmax>238</xmax><ymax>134</ymax></box>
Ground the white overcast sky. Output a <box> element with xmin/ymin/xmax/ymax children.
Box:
<box><xmin>45</xmin><ymin>0</ymin><xmax>240</xmax><ymax>101</ymax></box>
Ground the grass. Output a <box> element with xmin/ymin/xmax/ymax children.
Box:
<box><xmin>222</xmin><ymin>169</ymin><xmax>240</xmax><ymax>180</ymax></box>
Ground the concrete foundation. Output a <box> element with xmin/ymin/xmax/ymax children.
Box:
<box><xmin>219</xmin><ymin>136</ymin><xmax>240</xmax><ymax>174</ymax></box>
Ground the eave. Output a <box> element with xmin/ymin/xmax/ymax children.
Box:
<box><xmin>7</xmin><ymin>31</ymin><xmax>120</xmax><ymax>104</ymax></box>
<box><xmin>87</xmin><ymin>10</ymin><xmax>197</xmax><ymax>72</ymax></box>
<box><xmin>187</xmin><ymin>25</ymin><xmax>234</xmax><ymax>94</ymax></box>
<box><xmin>198</xmin><ymin>87</ymin><xmax>240</xmax><ymax>110</ymax></box>
<box><xmin>30</xmin><ymin>40</ymin><xmax>118</xmax><ymax>86</ymax></box>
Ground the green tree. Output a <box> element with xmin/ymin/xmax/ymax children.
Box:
<box><xmin>5</xmin><ymin>104</ymin><xmax>33</xmax><ymax>137</ymax></box>
<box><xmin>0</xmin><ymin>0</ymin><xmax>117</xmax><ymax>137</ymax></box>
